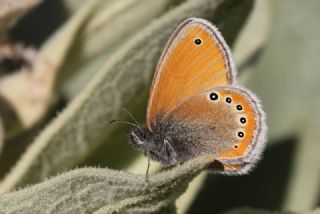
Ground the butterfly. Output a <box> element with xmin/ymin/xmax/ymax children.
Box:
<box><xmin>128</xmin><ymin>17</ymin><xmax>266</xmax><ymax>175</ymax></box>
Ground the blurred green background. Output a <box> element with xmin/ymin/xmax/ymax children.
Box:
<box><xmin>0</xmin><ymin>0</ymin><xmax>319</xmax><ymax>213</ymax></box>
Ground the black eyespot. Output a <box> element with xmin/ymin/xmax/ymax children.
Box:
<box><xmin>236</xmin><ymin>105</ymin><xmax>243</xmax><ymax>111</ymax></box>
<box><xmin>210</xmin><ymin>92</ymin><xmax>218</xmax><ymax>101</ymax></box>
<box><xmin>240</xmin><ymin>117</ymin><xmax>246</xmax><ymax>124</ymax></box>
<box><xmin>226</xmin><ymin>97</ymin><xmax>232</xmax><ymax>103</ymax></box>
<box><xmin>238</xmin><ymin>131</ymin><xmax>244</xmax><ymax>138</ymax></box>
<box><xmin>194</xmin><ymin>38</ymin><xmax>202</xmax><ymax>45</ymax></box>
<box><xmin>234</xmin><ymin>144</ymin><xmax>239</xmax><ymax>149</ymax></box>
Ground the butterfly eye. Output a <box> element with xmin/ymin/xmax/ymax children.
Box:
<box><xmin>209</xmin><ymin>92</ymin><xmax>218</xmax><ymax>101</ymax></box>
<box><xmin>226</xmin><ymin>97</ymin><xmax>232</xmax><ymax>103</ymax></box>
<box><xmin>238</xmin><ymin>131</ymin><xmax>244</xmax><ymax>138</ymax></box>
<box><xmin>194</xmin><ymin>38</ymin><xmax>202</xmax><ymax>45</ymax></box>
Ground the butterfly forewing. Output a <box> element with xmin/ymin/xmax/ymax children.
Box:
<box><xmin>146</xmin><ymin>18</ymin><xmax>235</xmax><ymax>129</ymax></box>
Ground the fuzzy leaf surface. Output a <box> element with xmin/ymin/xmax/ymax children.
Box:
<box><xmin>0</xmin><ymin>157</ymin><xmax>211</xmax><ymax>213</ymax></box>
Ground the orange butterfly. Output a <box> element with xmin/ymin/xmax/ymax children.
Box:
<box><xmin>129</xmin><ymin>17</ymin><xmax>266</xmax><ymax>175</ymax></box>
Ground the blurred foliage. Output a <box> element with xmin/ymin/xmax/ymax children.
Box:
<box><xmin>0</xmin><ymin>0</ymin><xmax>41</xmax><ymax>42</ymax></box>
<box><xmin>0</xmin><ymin>0</ymin><xmax>319</xmax><ymax>213</ymax></box>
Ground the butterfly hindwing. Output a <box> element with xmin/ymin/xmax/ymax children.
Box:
<box><xmin>167</xmin><ymin>86</ymin><xmax>266</xmax><ymax>174</ymax></box>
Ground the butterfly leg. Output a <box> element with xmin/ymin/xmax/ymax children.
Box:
<box><xmin>145</xmin><ymin>155</ymin><xmax>150</xmax><ymax>182</ymax></box>
<box><xmin>164</xmin><ymin>139</ymin><xmax>180</xmax><ymax>165</ymax></box>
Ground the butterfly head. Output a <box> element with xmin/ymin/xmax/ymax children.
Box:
<box><xmin>129</xmin><ymin>127</ymin><xmax>148</xmax><ymax>147</ymax></box>
<box><xmin>129</xmin><ymin>125</ymin><xmax>178</xmax><ymax>166</ymax></box>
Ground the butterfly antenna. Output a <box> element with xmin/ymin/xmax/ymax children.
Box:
<box><xmin>145</xmin><ymin>154</ymin><xmax>151</xmax><ymax>182</ymax></box>
<box><xmin>110</xmin><ymin>119</ymin><xmax>142</xmax><ymax>130</ymax></box>
<box><xmin>122</xmin><ymin>107</ymin><xmax>141</xmax><ymax>129</ymax></box>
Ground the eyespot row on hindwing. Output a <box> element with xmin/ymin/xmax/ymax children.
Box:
<box><xmin>208</xmin><ymin>90</ymin><xmax>248</xmax><ymax>149</ymax></box>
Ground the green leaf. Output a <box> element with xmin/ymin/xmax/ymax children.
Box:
<box><xmin>0</xmin><ymin>156</ymin><xmax>211</xmax><ymax>213</ymax></box>
<box><xmin>60</xmin><ymin>0</ymin><xmax>173</xmax><ymax>98</ymax></box>
<box><xmin>0</xmin><ymin>0</ymin><xmax>253</xmax><ymax>193</ymax></box>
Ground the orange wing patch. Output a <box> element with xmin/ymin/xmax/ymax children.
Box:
<box><xmin>146</xmin><ymin>18</ymin><xmax>235</xmax><ymax>129</ymax></box>
<box><xmin>216</xmin><ymin>89</ymin><xmax>258</xmax><ymax>159</ymax></box>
